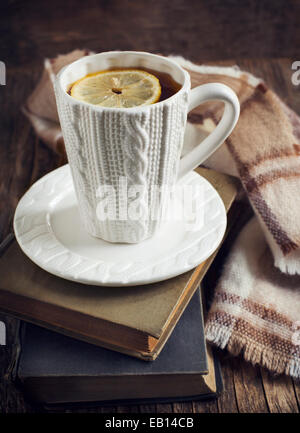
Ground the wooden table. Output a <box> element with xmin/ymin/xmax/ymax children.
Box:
<box><xmin>0</xmin><ymin>0</ymin><xmax>300</xmax><ymax>414</ymax></box>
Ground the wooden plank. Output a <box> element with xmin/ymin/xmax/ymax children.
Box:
<box><xmin>261</xmin><ymin>368</ymin><xmax>299</xmax><ymax>413</ymax></box>
<box><xmin>233</xmin><ymin>358</ymin><xmax>269</xmax><ymax>413</ymax></box>
<box><xmin>116</xmin><ymin>405</ymin><xmax>139</xmax><ymax>413</ymax></box>
<box><xmin>192</xmin><ymin>399</ymin><xmax>218</xmax><ymax>414</ymax></box>
<box><xmin>216</xmin><ymin>351</ymin><xmax>239</xmax><ymax>413</ymax></box>
<box><xmin>292</xmin><ymin>379</ymin><xmax>300</xmax><ymax>411</ymax></box>
<box><xmin>172</xmin><ymin>402</ymin><xmax>193</xmax><ymax>413</ymax></box>
<box><xmin>138</xmin><ymin>404</ymin><xmax>157</xmax><ymax>413</ymax></box>
<box><xmin>98</xmin><ymin>406</ymin><xmax>117</xmax><ymax>413</ymax></box>
<box><xmin>3</xmin><ymin>0</ymin><xmax>300</xmax><ymax>65</ymax></box>
<box><xmin>155</xmin><ymin>403</ymin><xmax>173</xmax><ymax>413</ymax></box>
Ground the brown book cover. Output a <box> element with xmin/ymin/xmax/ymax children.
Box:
<box><xmin>0</xmin><ymin>168</ymin><xmax>239</xmax><ymax>360</ymax></box>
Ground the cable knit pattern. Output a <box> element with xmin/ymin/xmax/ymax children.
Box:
<box><xmin>123</xmin><ymin>112</ymin><xmax>150</xmax><ymax>242</ymax></box>
<box><xmin>68</xmin><ymin>105</ymin><xmax>96</xmax><ymax>235</ymax></box>
<box><xmin>55</xmin><ymin>81</ymin><xmax>189</xmax><ymax>243</ymax></box>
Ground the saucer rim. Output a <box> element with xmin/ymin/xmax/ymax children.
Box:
<box><xmin>13</xmin><ymin>164</ymin><xmax>227</xmax><ymax>287</ymax></box>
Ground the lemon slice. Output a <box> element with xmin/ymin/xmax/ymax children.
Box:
<box><xmin>70</xmin><ymin>69</ymin><xmax>161</xmax><ymax>108</ymax></box>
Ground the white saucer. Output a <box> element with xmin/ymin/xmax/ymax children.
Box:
<box><xmin>13</xmin><ymin>164</ymin><xmax>226</xmax><ymax>286</ymax></box>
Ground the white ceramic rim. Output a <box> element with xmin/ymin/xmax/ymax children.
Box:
<box><xmin>57</xmin><ymin>50</ymin><xmax>191</xmax><ymax>112</ymax></box>
<box><xmin>13</xmin><ymin>165</ymin><xmax>227</xmax><ymax>287</ymax></box>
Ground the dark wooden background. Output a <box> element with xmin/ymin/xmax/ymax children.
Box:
<box><xmin>0</xmin><ymin>0</ymin><xmax>300</xmax><ymax>413</ymax></box>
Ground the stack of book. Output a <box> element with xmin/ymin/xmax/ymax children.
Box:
<box><xmin>0</xmin><ymin>168</ymin><xmax>239</xmax><ymax>407</ymax></box>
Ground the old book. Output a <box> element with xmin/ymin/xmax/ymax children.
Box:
<box><xmin>16</xmin><ymin>290</ymin><xmax>222</xmax><ymax>405</ymax></box>
<box><xmin>0</xmin><ymin>168</ymin><xmax>239</xmax><ymax>360</ymax></box>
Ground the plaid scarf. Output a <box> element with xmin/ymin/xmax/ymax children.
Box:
<box><xmin>174</xmin><ymin>56</ymin><xmax>300</xmax><ymax>378</ymax></box>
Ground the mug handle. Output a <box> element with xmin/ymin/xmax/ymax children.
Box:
<box><xmin>178</xmin><ymin>83</ymin><xmax>240</xmax><ymax>179</ymax></box>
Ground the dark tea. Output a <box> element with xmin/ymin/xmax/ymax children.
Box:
<box><xmin>129</xmin><ymin>67</ymin><xmax>182</xmax><ymax>101</ymax></box>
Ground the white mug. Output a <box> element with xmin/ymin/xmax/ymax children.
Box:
<box><xmin>55</xmin><ymin>51</ymin><xmax>239</xmax><ymax>243</ymax></box>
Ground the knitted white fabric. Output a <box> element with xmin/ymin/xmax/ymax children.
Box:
<box><xmin>55</xmin><ymin>82</ymin><xmax>189</xmax><ymax>243</ymax></box>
